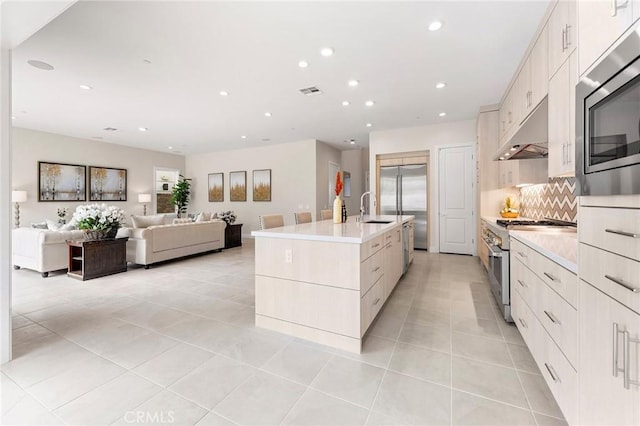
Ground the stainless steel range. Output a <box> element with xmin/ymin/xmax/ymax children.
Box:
<box><xmin>481</xmin><ymin>218</ymin><xmax>576</xmax><ymax>322</ymax></box>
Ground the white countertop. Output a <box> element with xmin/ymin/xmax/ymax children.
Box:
<box><xmin>510</xmin><ymin>230</ymin><xmax>578</xmax><ymax>273</ymax></box>
<box><xmin>251</xmin><ymin>215</ymin><xmax>414</xmax><ymax>243</ymax></box>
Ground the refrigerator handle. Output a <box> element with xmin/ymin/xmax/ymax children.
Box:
<box><xmin>399</xmin><ymin>175</ymin><xmax>403</xmax><ymax>215</ymax></box>
<box><xmin>396</xmin><ymin>176</ymin><xmax>400</xmax><ymax>215</ymax></box>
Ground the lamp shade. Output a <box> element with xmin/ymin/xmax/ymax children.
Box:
<box><xmin>138</xmin><ymin>193</ymin><xmax>152</xmax><ymax>203</ymax></box>
<box><xmin>12</xmin><ymin>191</ymin><xmax>27</xmax><ymax>203</ymax></box>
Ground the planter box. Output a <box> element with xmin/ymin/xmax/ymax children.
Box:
<box><xmin>224</xmin><ymin>223</ymin><xmax>242</xmax><ymax>249</ymax></box>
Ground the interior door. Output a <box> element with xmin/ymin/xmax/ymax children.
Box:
<box><xmin>400</xmin><ymin>164</ymin><xmax>427</xmax><ymax>249</ymax></box>
<box><xmin>379</xmin><ymin>166</ymin><xmax>399</xmax><ymax>215</ymax></box>
<box><xmin>439</xmin><ymin>146</ymin><xmax>475</xmax><ymax>255</ymax></box>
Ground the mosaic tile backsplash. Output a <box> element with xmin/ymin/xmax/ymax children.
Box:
<box><xmin>519</xmin><ymin>177</ymin><xmax>577</xmax><ymax>223</ymax></box>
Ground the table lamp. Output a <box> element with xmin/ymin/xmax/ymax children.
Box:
<box><xmin>12</xmin><ymin>190</ymin><xmax>27</xmax><ymax>228</ymax></box>
<box><xmin>138</xmin><ymin>193</ymin><xmax>152</xmax><ymax>215</ymax></box>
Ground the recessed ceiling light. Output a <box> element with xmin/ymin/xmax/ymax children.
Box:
<box><xmin>435</xmin><ymin>82</ymin><xmax>446</xmax><ymax>89</ymax></box>
<box><xmin>11</xmin><ymin>116</ymin><xmax>16</xmax><ymax>120</ymax></box>
<box><xmin>219</xmin><ymin>91</ymin><xmax>229</xmax><ymax>96</ymax></box>
<box><xmin>103</xmin><ymin>127</ymin><xmax>118</xmax><ymax>131</ymax></box>
<box><xmin>366</xmin><ymin>123</ymin><xmax>372</xmax><ymax>127</ymax></box>
<box><xmin>298</xmin><ymin>60</ymin><xmax>309</xmax><ymax>68</ymax></box>
<box><xmin>428</xmin><ymin>21</ymin><xmax>443</xmax><ymax>31</ymax></box>
<box><xmin>79</xmin><ymin>84</ymin><xmax>92</xmax><ymax>90</ymax></box>
<box><xmin>439</xmin><ymin>112</ymin><xmax>446</xmax><ymax>117</ymax></box>
<box><xmin>342</xmin><ymin>101</ymin><xmax>350</xmax><ymax>106</ymax></box>
<box><xmin>510</xmin><ymin>147</ymin><xmax>517</xmax><ymax>151</ymax></box>
<box><xmin>504</xmin><ymin>153</ymin><xmax>510</xmax><ymax>157</ymax></box>
<box><xmin>27</xmin><ymin>60</ymin><xmax>54</xmax><ymax>71</ymax></box>
<box><xmin>168</xmin><ymin>146</ymin><xmax>173</xmax><ymax>150</ymax></box>
<box><xmin>241</xmin><ymin>135</ymin><xmax>247</xmax><ymax>139</ymax></box>
<box><xmin>365</xmin><ymin>100</ymin><xmax>375</xmax><ymax>107</ymax></box>
<box><xmin>138</xmin><ymin>127</ymin><xmax>148</xmax><ymax>132</ymax></box>
<box><xmin>499</xmin><ymin>157</ymin><xmax>505</xmax><ymax>160</ymax></box>
<box><xmin>348</xmin><ymin>80</ymin><xmax>359</xmax><ymax>87</ymax></box>
<box><xmin>320</xmin><ymin>47</ymin><xmax>334</xmax><ymax>57</ymax></box>
<box><xmin>264</xmin><ymin>112</ymin><xmax>272</xmax><ymax>117</ymax></box>
<box><xmin>350</xmin><ymin>140</ymin><xmax>356</xmax><ymax>145</ymax></box>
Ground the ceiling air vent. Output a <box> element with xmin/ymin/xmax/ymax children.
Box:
<box><xmin>299</xmin><ymin>86</ymin><xmax>323</xmax><ymax>96</ymax></box>
<box><xmin>103</xmin><ymin>127</ymin><xmax>118</xmax><ymax>132</ymax></box>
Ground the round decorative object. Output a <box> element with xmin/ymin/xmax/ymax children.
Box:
<box><xmin>499</xmin><ymin>211</ymin><xmax>519</xmax><ymax>219</ymax></box>
<box><xmin>83</xmin><ymin>227</ymin><xmax>119</xmax><ymax>241</ymax></box>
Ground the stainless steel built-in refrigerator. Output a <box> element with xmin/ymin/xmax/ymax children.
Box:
<box><xmin>380</xmin><ymin>165</ymin><xmax>428</xmax><ymax>250</ymax></box>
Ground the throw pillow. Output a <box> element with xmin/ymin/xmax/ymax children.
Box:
<box><xmin>131</xmin><ymin>214</ymin><xmax>165</xmax><ymax>228</ymax></box>
<box><xmin>195</xmin><ymin>212</ymin><xmax>212</xmax><ymax>223</ymax></box>
<box><xmin>46</xmin><ymin>219</ymin><xmax>61</xmax><ymax>231</ymax></box>
<box><xmin>31</xmin><ymin>222</ymin><xmax>47</xmax><ymax>229</ymax></box>
<box><xmin>60</xmin><ymin>223</ymin><xmax>76</xmax><ymax>231</ymax></box>
<box><xmin>172</xmin><ymin>218</ymin><xmax>192</xmax><ymax>224</ymax></box>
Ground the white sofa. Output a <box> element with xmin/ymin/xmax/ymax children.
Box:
<box><xmin>126</xmin><ymin>220</ymin><xmax>226</xmax><ymax>268</ymax></box>
<box><xmin>12</xmin><ymin>227</ymin><xmax>127</xmax><ymax>277</ymax></box>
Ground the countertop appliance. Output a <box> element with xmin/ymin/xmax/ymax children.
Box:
<box><xmin>481</xmin><ymin>218</ymin><xmax>577</xmax><ymax>322</ymax></box>
<box><xmin>576</xmin><ymin>24</ymin><xmax>640</xmax><ymax>196</ymax></box>
<box><xmin>380</xmin><ymin>164</ymin><xmax>428</xmax><ymax>250</ymax></box>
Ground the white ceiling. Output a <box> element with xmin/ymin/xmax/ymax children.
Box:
<box><xmin>11</xmin><ymin>1</ymin><xmax>550</xmax><ymax>155</ymax></box>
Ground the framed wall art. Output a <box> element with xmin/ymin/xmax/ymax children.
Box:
<box><xmin>253</xmin><ymin>169</ymin><xmax>271</xmax><ymax>202</ymax></box>
<box><xmin>89</xmin><ymin>166</ymin><xmax>127</xmax><ymax>201</ymax></box>
<box><xmin>208</xmin><ymin>173</ymin><xmax>224</xmax><ymax>202</ymax></box>
<box><xmin>38</xmin><ymin>161</ymin><xmax>86</xmax><ymax>202</ymax></box>
<box><xmin>229</xmin><ymin>171</ymin><xmax>247</xmax><ymax>201</ymax></box>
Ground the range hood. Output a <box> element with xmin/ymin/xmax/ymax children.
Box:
<box><xmin>493</xmin><ymin>98</ymin><xmax>548</xmax><ymax>160</ymax></box>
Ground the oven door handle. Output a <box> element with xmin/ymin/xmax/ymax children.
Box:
<box><xmin>483</xmin><ymin>240</ymin><xmax>504</xmax><ymax>258</ymax></box>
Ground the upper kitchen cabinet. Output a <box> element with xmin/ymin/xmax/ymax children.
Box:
<box><xmin>478</xmin><ymin>109</ymin><xmax>501</xmax><ymax>191</ymax></box>
<box><xmin>527</xmin><ymin>26</ymin><xmax>550</xmax><ymax>117</ymax></box>
<box><xmin>548</xmin><ymin>52</ymin><xmax>578</xmax><ymax>177</ymax></box>
<box><xmin>578</xmin><ymin>0</ymin><xmax>638</xmax><ymax>76</ymax></box>
<box><xmin>548</xmin><ymin>0</ymin><xmax>577</xmax><ymax>78</ymax></box>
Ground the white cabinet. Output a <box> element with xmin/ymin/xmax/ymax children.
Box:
<box><xmin>477</xmin><ymin>110</ymin><xmax>500</xmax><ymax>191</ymax></box>
<box><xmin>549</xmin><ymin>0</ymin><xmax>577</xmax><ymax>77</ymax></box>
<box><xmin>383</xmin><ymin>226</ymin><xmax>403</xmax><ymax>300</ymax></box>
<box><xmin>528</xmin><ymin>27</ymin><xmax>549</xmax><ymax>117</ymax></box>
<box><xmin>548</xmin><ymin>52</ymin><xmax>578</xmax><ymax>177</ymax></box>
<box><xmin>579</xmin><ymin>281</ymin><xmax>640</xmax><ymax>426</ymax></box>
<box><xmin>499</xmin><ymin>158</ymin><xmax>548</xmax><ymax>188</ymax></box>
<box><xmin>578</xmin><ymin>0</ymin><xmax>636</xmax><ymax>76</ymax></box>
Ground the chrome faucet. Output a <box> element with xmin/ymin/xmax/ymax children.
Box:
<box><xmin>360</xmin><ymin>191</ymin><xmax>375</xmax><ymax>222</ymax></box>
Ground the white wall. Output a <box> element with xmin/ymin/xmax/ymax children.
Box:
<box><xmin>186</xmin><ymin>139</ymin><xmax>317</xmax><ymax>234</ymax></box>
<box><xmin>315</xmin><ymin>141</ymin><xmax>342</xmax><ymax>219</ymax></box>
<box><xmin>11</xmin><ymin>127</ymin><xmax>185</xmax><ymax>226</ymax></box>
<box><xmin>340</xmin><ymin>149</ymin><xmax>364</xmax><ymax>215</ymax></box>
<box><xmin>369</xmin><ymin>120</ymin><xmax>477</xmax><ymax>252</ymax></box>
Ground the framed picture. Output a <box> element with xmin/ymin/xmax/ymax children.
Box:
<box><xmin>88</xmin><ymin>166</ymin><xmax>127</xmax><ymax>201</ymax></box>
<box><xmin>38</xmin><ymin>161</ymin><xmax>87</xmax><ymax>202</ymax></box>
<box><xmin>208</xmin><ymin>173</ymin><xmax>224</xmax><ymax>202</ymax></box>
<box><xmin>229</xmin><ymin>171</ymin><xmax>247</xmax><ymax>201</ymax></box>
<box><xmin>253</xmin><ymin>169</ymin><xmax>271</xmax><ymax>202</ymax></box>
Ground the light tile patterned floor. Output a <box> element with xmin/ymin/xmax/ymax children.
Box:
<box><xmin>1</xmin><ymin>240</ymin><xmax>568</xmax><ymax>425</ymax></box>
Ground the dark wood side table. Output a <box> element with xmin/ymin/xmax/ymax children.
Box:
<box><xmin>224</xmin><ymin>223</ymin><xmax>243</xmax><ymax>249</ymax></box>
<box><xmin>67</xmin><ymin>237</ymin><xmax>128</xmax><ymax>281</ymax></box>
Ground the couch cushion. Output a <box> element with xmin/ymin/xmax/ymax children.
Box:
<box><xmin>31</xmin><ymin>222</ymin><xmax>47</xmax><ymax>229</ymax></box>
<box><xmin>173</xmin><ymin>218</ymin><xmax>192</xmax><ymax>224</ymax></box>
<box><xmin>150</xmin><ymin>222</ymin><xmax>223</xmax><ymax>252</ymax></box>
<box><xmin>131</xmin><ymin>215</ymin><xmax>165</xmax><ymax>228</ymax></box>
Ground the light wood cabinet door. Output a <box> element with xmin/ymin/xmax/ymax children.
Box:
<box><xmin>578</xmin><ymin>0</ymin><xmax>634</xmax><ymax>76</ymax></box>
<box><xmin>548</xmin><ymin>51</ymin><xmax>577</xmax><ymax>177</ymax></box>
<box><xmin>579</xmin><ymin>281</ymin><xmax>640</xmax><ymax>426</ymax></box>
<box><xmin>635</xmin><ymin>0</ymin><xmax>640</xmax><ymax>22</ymax></box>
<box><xmin>530</xmin><ymin>26</ymin><xmax>549</xmax><ymax>111</ymax></box>
<box><xmin>549</xmin><ymin>0</ymin><xmax>577</xmax><ymax>77</ymax></box>
<box><xmin>516</xmin><ymin>61</ymin><xmax>531</xmax><ymax>126</ymax></box>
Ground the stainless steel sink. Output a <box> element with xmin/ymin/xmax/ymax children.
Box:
<box><xmin>363</xmin><ymin>220</ymin><xmax>392</xmax><ymax>224</ymax></box>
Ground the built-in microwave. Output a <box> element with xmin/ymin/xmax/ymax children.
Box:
<box><xmin>576</xmin><ymin>25</ymin><xmax>640</xmax><ymax>196</ymax></box>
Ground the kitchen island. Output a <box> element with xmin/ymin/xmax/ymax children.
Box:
<box><xmin>251</xmin><ymin>215</ymin><xmax>414</xmax><ymax>353</ymax></box>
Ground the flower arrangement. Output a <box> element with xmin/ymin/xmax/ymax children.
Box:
<box><xmin>335</xmin><ymin>172</ymin><xmax>343</xmax><ymax>196</ymax></box>
<box><xmin>219</xmin><ymin>210</ymin><xmax>236</xmax><ymax>225</ymax></box>
<box><xmin>72</xmin><ymin>203</ymin><xmax>126</xmax><ymax>231</ymax></box>
<box><xmin>57</xmin><ymin>207</ymin><xmax>68</xmax><ymax>219</ymax></box>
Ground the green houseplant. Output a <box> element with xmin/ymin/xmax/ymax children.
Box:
<box><xmin>171</xmin><ymin>175</ymin><xmax>192</xmax><ymax>218</ymax></box>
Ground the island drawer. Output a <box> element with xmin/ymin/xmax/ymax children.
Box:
<box><xmin>361</xmin><ymin>249</ymin><xmax>384</xmax><ymax>294</ymax></box>
<box><xmin>510</xmin><ymin>238</ymin><xmax>533</xmax><ymax>269</ymax></box>
<box><xmin>579</xmin><ymin>206</ymin><xmax>640</xmax><ymax>261</ymax></box>
<box><xmin>532</xmin><ymin>252</ymin><xmax>577</xmax><ymax>309</ymax></box>
<box><xmin>579</xmin><ymin>243</ymin><xmax>640</xmax><ymax>314</ymax></box>
<box><xmin>511</xmin><ymin>287</ymin><xmax>535</xmax><ymax>348</ymax></box>
<box><xmin>360</xmin><ymin>276</ymin><xmax>384</xmax><ymax>335</ymax></box>
<box><xmin>511</xmin><ymin>256</ymin><xmax>538</xmax><ymax>312</ymax></box>
<box><xmin>361</xmin><ymin>235</ymin><xmax>385</xmax><ymax>261</ymax></box>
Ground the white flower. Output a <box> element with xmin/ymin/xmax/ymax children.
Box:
<box><xmin>73</xmin><ymin>203</ymin><xmax>126</xmax><ymax>230</ymax></box>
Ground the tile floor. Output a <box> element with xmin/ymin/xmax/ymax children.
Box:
<box><xmin>1</xmin><ymin>240</ymin><xmax>568</xmax><ymax>426</ymax></box>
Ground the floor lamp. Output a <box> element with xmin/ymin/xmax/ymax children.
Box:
<box><xmin>12</xmin><ymin>191</ymin><xmax>27</xmax><ymax>228</ymax></box>
<box><xmin>138</xmin><ymin>193</ymin><xmax>151</xmax><ymax>215</ymax></box>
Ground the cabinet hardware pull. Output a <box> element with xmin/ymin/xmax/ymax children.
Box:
<box><xmin>565</xmin><ymin>24</ymin><xmax>571</xmax><ymax>47</ymax></box>
<box><xmin>544</xmin><ymin>310</ymin><xmax>561</xmax><ymax>325</ymax></box>
<box><xmin>518</xmin><ymin>317</ymin><xmax>527</xmax><ymax>329</ymax></box>
<box><xmin>605</xmin><ymin>229</ymin><xmax>638</xmax><ymax>238</ymax></box>
<box><xmin>605</xmin><ymin>275</ymin><xmax>639</xmax><ymax>293</ymax></box>
<box><xmin>561</xmin><ymin>28</ymin><xmax>567</xmax><ymax>52</ymax></box>
<box><xmin>517</xmin><ymin>279</ymin><xmax>527</xmax><ymax>288</ymax></box>
<box><xmin>623</xmin><ymin>330</ymin><xmax>640</xmax><ymax>389</ymax></box>
<box><xmin>517</xmin><ymin>251</ymin><xmax>527</xmax><ymax>259</ymax></box>
<box><xmin>373</xmin><ymin>297</ymin><xmax>381</xmax><ymax>306</ymax></box>
<box><xmin>613</xmin><ymin>323</ymin><xmax>621</xmax><ymax>377</ymax></box>
<box><xmin>543</xmin><ymin>272</ymin><xmax>558</xmax><ymax>282</ymax></box>
<box><xmin>372</xmin><ymin>243</ymin><xmax>380</xmax><ymax>248</ymax></box>
<box><xmin>544</xmin><ymin>363</ymin><xmax>561</xmax><ymax>383</ymax></box>
<box><xmin>372</xmin><ymin>266</ymin><xmax>381</xmax><ymax>273</ymax></box>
